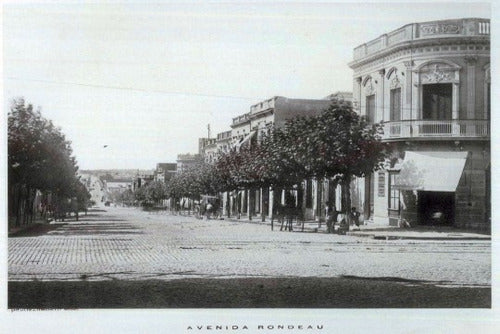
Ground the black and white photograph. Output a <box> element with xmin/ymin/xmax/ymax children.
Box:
<box><xmin>1</xmin><ymin>0</ymin><xmax>497</xmax><ymax>333</ymax></box>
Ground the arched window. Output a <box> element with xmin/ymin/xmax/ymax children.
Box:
<box><xmin>387</xmin><ymin>68</ymin><xmax>402</xmax><ymax>121</ymax></box>
<box><xmin>363</xmin><ymin>76</ymin><xmax>376</xmax><ymax>123</ymax></box>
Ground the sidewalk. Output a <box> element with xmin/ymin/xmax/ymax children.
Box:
<box><xmin>221</xmin><ymin>215</ymin><xmax>491</xmax><ymax>241</ymax></box>
<box><xmin>345</xmin><ymin>223</ymin><xmax>491</xmax><ymax>241</ymax></box>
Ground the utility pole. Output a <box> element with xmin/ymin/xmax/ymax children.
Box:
<box><xmin>207</xmin><ymin>124</ymin><xmax>211</xmax><ymax>139</ymax></box>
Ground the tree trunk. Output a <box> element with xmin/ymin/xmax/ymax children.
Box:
<box><xmin>316</xmin><ymin>178</ymin><xmax>323</xmax><ymax>227</ymax></box>
<box><xmin>23</xmin><ymin>186</ymin><xmax>31</xmax><ymax>226</ymax></box>
<box><xmin>237</xmin><ymin>191</ymin><xmax>241</xmax><ymax>219</ymax></box>
<box><xmin>248</xmin><ymin>189</ymin><xmax>253</xmax><ymax>221</ymax></box>
<box><xmin>341</xmin><ymin>176</ymin><xmax>352</xmax><ymax>214</ymax></box>
<box><xmin>15</xmin><ymin>184</ymin><xmax>23</xmax><ymax>227</ymax></box>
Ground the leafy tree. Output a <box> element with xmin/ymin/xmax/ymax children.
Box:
<box><xmin>8</xmin><ymin>98</ymin><xmax>82</xmax><ymax>226</ymax></box>
<box><xmin>213</xmin><ymin>101</ymin><xmax>388</xmax><ymax>215</ymax></box>
<box><xmin>265</xmin><ymin>101</ymin><xmax>388</xmax><ymax>211</ymax></box>
<box><xmin>74</xmin><ymin>181</ymin><xmax>92</xmax><ymax>212</ymax></box>
<box><xmin>144</xmin><ymin>180</ymin><xmax>168</xmax><ymax>205</ymax></box>
<box><xmin>167</xmin><ymin>160</ymin><xmax>219</xmax><ymax>201</ymax></box>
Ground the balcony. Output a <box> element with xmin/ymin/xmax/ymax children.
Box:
<box><xmin>231</xmin><ymin>113</ymin><xmax>251</xmax><ymax>127</ymax></box>
<box><xmin>217</xmin><ymin>130</ymin><xmax>232</xmax><ymax>141</ymax></box>
<box><xmin>250</xmin><ymin>97</ymin><xmax>276</xmax><ymax>114</ymax></box>
<box><xmin>381</xmin><ymin>120</ymin><xmax>489</xmax><ymax>140</ymax></box>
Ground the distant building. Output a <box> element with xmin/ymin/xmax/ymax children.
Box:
<box><xmin>216</xmin><ymin>130</ymin><xmax>232</xmax><ymax>155</ymax></box>
<box><xmin>105</xmin><ymin>179</ymin><xmax>133</xmax><ymax>194</ymax></box>
<box><xmin>133</xmin><ymin>172</ymin><xmax>154</xmax><ymax>191</ymax></box>
<box><xmin>199</xmin><ymin>138</ymin><xmax>218</xmax><ymax>164</ymax></box>
<box><xmin>176</xmin><ymin>153</ymin><xmax>201</xmax><ymax>173</ymax></box>
<box><xmin>231</xmin><ymin>96</ymin><xmax>338</xmax><ymax>152</ymax></box>
<box><xmin>154</xmin><ymin>163</ymin><xmax>177</xmax><ymax>183</ymax></box>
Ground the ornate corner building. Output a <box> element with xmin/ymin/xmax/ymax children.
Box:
<box><xmin>348</xmin><ymin>18</ymin><xmax>490</xmax><ymax>230</ymax></box>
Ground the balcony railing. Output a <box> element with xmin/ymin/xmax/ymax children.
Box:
<box><xmin>217</xmin><ymin>130</ymin><xmax>232</xmax><ymax>141</ymax></box>
<box><xmin>381</xmin><ymin>120</ymin><xmax>489</xmax><ymax>140</ymax></box>
<box><xmin>353</xmin><ymin>18</ymin><xmax>490</xmax><ymax>61</ymax></box>
<box><xmin>232</xmin><ymin>113</ymin><xmax>251</xmax><ymax>126</ymax></box>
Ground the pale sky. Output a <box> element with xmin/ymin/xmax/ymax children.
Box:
<box><xmin>2</xmin><ymin>1</ymin><xmax>491</xmax><ymax>170</ymax></box>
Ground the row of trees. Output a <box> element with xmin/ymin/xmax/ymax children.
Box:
<box><xmin>8</xmin><ymin>98</ymin><xmax>91</xmax><ymax>227</ymax></box>
<box><xmin>164</xmin><ymin>101</ymin><xmax>389</xmax><ymax>215</ymax></box>
<box><xmin>109</xmin><ymin>102</ymin><xmax>388</xmax><ymax>217</ymax></box>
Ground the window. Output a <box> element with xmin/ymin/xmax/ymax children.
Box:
<box><xmin>366</xmin><ymin>95</ymin><xmax>375</xmax><ymax>123</ymax></box>
<box><xmin>390</xmin><ymin>88</ymin><xmax>401</xmax><ymax>121</ymax></box>
<box><xmin>388</xmin><ymin>172</ymin><xmax>400</xmax><ymax>211</ymax></box>
<box><xmin>423</xmin><ymin>84</ymin><xmax>452</xmax><ymax>120</ymax></box>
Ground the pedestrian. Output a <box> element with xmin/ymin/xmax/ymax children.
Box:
<box><xmin>206</xmin><ymin>202</ymin><xmax>213</xmax><ymax>220</ymax></box>
<box><xmin>338</xmin><ymin>215</ymin><xmax>349</xmax><ymax>235</ymax></box>
<box><xmin>326</xmin><ymin>205</ymin><xmax>334</xmax><ymax>234</ymax></box>
<box><xmin>194</xmin><ymin>202</ymin><xmax>201</xmax><ymax>219</ymax></box>
<box><xmin>212</xmin><ymin>199</ymin><xmax>220</xmax><ymax>219</ymax></box>
<box><xmin>349</xmin><ymin>207</ymin><xmax>360</xmax><ymax>229</ymax></box>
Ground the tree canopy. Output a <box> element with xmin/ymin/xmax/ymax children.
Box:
<box><xmin>149</xmin><ymin>101</ymin><xmax>388</xmax><ymax>214</ymax></box>
<box><xmin>8</xmin><ymin>98</ymin><xmax>88</xmax><ymax>226</ymax></box>
<box><xmin>214</xmin><ymin>101</ymin><xmax>387</xmax><ymax>190</ymax></box>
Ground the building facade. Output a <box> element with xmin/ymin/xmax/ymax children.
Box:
<box><xmin>216</xmin><ymin>130</ymin><xmax>232</xmax><ymax>155</ymax></box>
<box><xmin>176</xmin><ymin>153</ymin><xmax>201</xmax><ymax>173</ymax></box>
<box><xmin>154</xmin><ymin>163</ymin><xmax>177</xmax><ymax>183</ymax></box>
<box><xmin>198</xmin><ymin>138</ymin><xmax>218</xmax><ymax>164</ymax></box>
<box><xmin>348</xmin><ymin>18</ymin><xmax>490</xmax><ymax>230</ymax></box>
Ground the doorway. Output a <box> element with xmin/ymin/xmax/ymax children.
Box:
<box><xmin>418</xmin><ymin>191</ymin><xmax>455</xmax><ymax>225</ymax></box>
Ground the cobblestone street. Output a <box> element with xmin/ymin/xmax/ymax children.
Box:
<box><xmin>9</xmin><ymin>207</ymin><xmax>491</xmax><ymax>288</ymax></box>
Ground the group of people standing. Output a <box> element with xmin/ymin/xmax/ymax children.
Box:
<box><xmin>195</xmin><ymin>198</ymin><xmax>220</xmax><ymax>220</ymax></box>
<box><xmin>325</xmin><ymin>205</ymin><xmax>360</xmax><ymax>234</ymax></box>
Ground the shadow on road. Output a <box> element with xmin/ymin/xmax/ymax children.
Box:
<box><xmin>9</xmin><ymin>211</ymin><xmax>141</xmax><ymax>237</ymax></box>
<box><xmin>8</xmin><ymin>223</ymin><xmax>67</xmax><ymax>237</ymax></box>
<box><xmin>8</xmin><ymin>277</ymin><xmax>491</xmax><ymax>309</ymax></box>
<box><xmin>47</xmin><ymin>222</ymin><xmax>142</xmax><ymax>236</ymax></box>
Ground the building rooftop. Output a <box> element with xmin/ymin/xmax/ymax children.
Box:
<box><xmin>350</xmin><ymin>18</ymin><xmax>490</xmax><ymax>64</ymax></box>
<box><xmin>177</xmin><ymin>153</ymin><xmax>200</xmax><ymax>161</ymax></box>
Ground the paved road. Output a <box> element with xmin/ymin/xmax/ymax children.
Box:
<box><xmin>9</xmin><ymin>207</ymin><xmax>491</xmax><ymax>287</ymax></box>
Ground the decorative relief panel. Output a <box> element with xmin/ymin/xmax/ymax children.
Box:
<box><xmin>364</xmin><ymin>78</ymin><xmax>375</xmax><ymax>95</ymax></box>
<box><xmin>390</xmin><ymin>75</ymin><xmax>402</xmax><ymax>89</ymax></box>
<box><xmin>420</xmin><ymin>64</ymin><xmax>457</xmax><ymax>84</ymax></box>
<box><xmin>420</xmin><ymin>23</ymin><xmax>461</xmax><ymax>36</ymax></box>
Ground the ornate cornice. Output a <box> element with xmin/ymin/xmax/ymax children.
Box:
<box><xmin>349</xmin><ymin>37</ymin><xmax>489</xmax><ymax>71</ymax></box>
<box><xmin>403</xmin><ymin>60</ymin><xmax>414</xmax><ymax>70</ymax></box>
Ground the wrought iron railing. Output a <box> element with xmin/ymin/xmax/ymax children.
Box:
<box><xmin>381</xmin><ymin>120</ymin><xmax>489</xmax><ymax>139</ymax></box>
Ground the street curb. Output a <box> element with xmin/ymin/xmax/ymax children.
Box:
<box><xmin>346</xmin><ymin>232</ymin><xmax>491</xmax><ymax>241</ymax></box>
<box><xmin>211</xmin><ymin>217</ymin><xmax>492</xmax><ymax>241</ymax></box>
